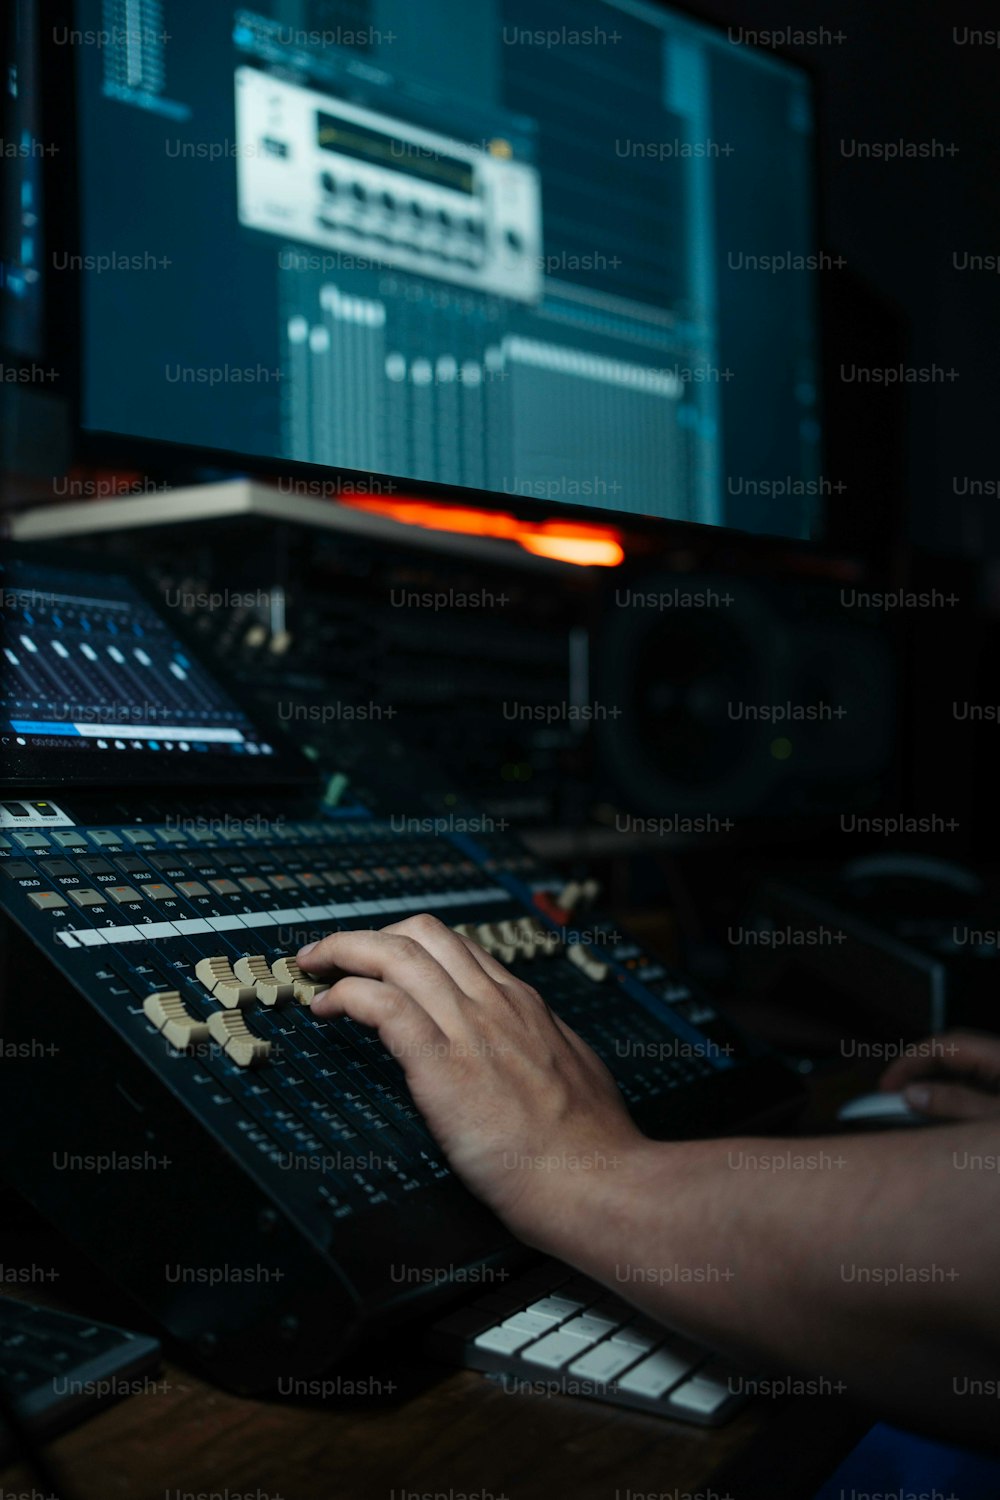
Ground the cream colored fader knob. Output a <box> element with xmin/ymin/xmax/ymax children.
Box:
<box><xmin>474</xmin><ymin>924</ymin><xmax>517</xmax><ymax>964</ymax></box>
<box><xmin>272</xmin><ymin>954</ymin><xmax>327</xmax><ymax>1003</ymax></box>
<box><xmin>233</xmin><ymin>955</ymin><xmax>294</xmax><ymax>1006</ymax></box>
<box><xmin>566</xmin><ymin>943</ymin><xmax>609</xmax><ymax>983</ymax></box>
<box><xmin>207</xmin><ymin>1009</ymin><xmax>271</xmax><ymax>1067</ymax></box>
<box><xmin>143</xmin><ymin>991</ymin><xmax>210</xmax><ymax>1050</ymax></box>
<box><xmin>195</xmin><ymin>956</ymin><xmax>256</xmax><ymax>1008</ymax></box>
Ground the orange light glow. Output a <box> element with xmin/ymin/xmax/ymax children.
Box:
<box><xmin>340</xmin><ymin>495</ymin><xmax>625</xmax><ymax>567</ymax></box>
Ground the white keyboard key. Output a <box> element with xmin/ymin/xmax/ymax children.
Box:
<box><xmin>610</xmin><ymin>1325</ymin><xmax>658</xmax><ymax>1353</ymax></box>
<box><xmin>527</xmin><ymin>1295</ymin><xmax>584</xmax><ymax>1321</ymax></box>
<box><xmin>567</xmin><ymin>1341</ymin><xmax>644</xmax><ymax>1383</ymax></box>
<box><xmin>503</xmin><ymin>1309</ymin><xmax>564</xmax><ymax>1338</ymax></box>
<box><xmin>473</xmin><ymin>1324</ymin><xmax>536</xmax><ymax>1355</ymax></box>
<box><xmin>617</xmin><ymin>1346</ymin><xmax>698</xmax><ymax>1399</ymax></box>
<box><xmin>521</xmin><ymin>1330</ymin><xmax>594</xmax><ymax>1369</ymax></box>
<box><xmin>559</xmin><ymin>1313</ymin><xmax>618</xmax><ymax>1342</ymax></box>
<box><xmin>667</xmin><ymin>1373</ymin><xmax>732</xmax><ymax>1419</ymax></box>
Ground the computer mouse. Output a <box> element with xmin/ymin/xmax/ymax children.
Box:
<box><xmin>836</xmin><ymin>1091</ymin><xmax>932</xmax><ymax>1127</ymax></box>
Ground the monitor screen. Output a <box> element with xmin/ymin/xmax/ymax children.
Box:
<box><xmin>73</xmin><ymin>0</ymin><xmax>821</xmax><ymax>538</ymax></box>
<box><xmin>1</xmin><ymin>0</ymin><xmax>44</xmax><ymax>359</ymax></box>
<box><xmin>0</xmin><ymin>553</ymin><xmax>309</xmax><ymax>786</ymax></box>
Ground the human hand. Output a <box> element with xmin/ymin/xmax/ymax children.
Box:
<box><xmin>880</xmin><ymin>1029</ymin><xmax>1000</xmax><ymax>1121</ymax></box>
<box><xmin>297</xmin><ymin>915</ymin><xmax>645</xmax><ymax>1244</ymax></box>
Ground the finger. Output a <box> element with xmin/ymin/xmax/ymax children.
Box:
<box><xmin>449</xmin><ymin>932</ymin><xmax>570</xmax><ymax>1033</ymax></box>
<box><xmin>297</xmin><ymin>928</ymin><xmax>467</xmax><ymax>1028</ymax></box>
<box><xmin>881</xmin><ymin>1031</ymin><xmax>1000</xmax><ymax>1093</ymax></box>
<box><xmin>378</xmin><ymin>914</ymin><xmax>499</xmax><ymax>999</ymax></box>
<box><xmin>450</xmin><ymin>930</ymin><xmax>521</xmax><ymax>986</ymax></box>
<box><xmin>903</xmin><ymin>1082</ymin><xmax>1000</xmax><ymax>1121</ymax></box>
<box><xmin>310</xmin><ymin>975</ymin><xmax>446</xmax><ymax>1067</ymax></box>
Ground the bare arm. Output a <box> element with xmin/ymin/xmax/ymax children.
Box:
<box><xmin>300</xmin><ymin>917</ymin><xmax>1000</xmax><ymax>1448</ymax></box>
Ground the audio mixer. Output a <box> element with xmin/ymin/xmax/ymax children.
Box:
<box><xmin>0</xmin><ymin>547</ymin><xmax>802</xmax><ymax>1413</ymax></box>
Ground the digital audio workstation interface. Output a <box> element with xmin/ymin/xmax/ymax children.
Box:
<box><xmin>0</xmin><ymin>560</ymin><xmax>275</xmax><ymax>760</ymax></box>
<box><xmin>75</xmin><ymin>0</ymin><xmax>821</xmax><ymax>536</ymax></box>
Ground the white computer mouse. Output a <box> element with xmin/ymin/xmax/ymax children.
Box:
<box><xmin>837</xmin><ymin>1091</ymin><xmax>931</xmax><ymax>1127</ymax></box>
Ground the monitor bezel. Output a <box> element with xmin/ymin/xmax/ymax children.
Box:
<box><xmin>0</xmin><ymin>542</ymin><xmax>321</xmax><ymax>791</ymax></box>
<box><xmin>46</xmin><ymin>0</ymin><xmax>830</xmax><ymax>553</ymax></box>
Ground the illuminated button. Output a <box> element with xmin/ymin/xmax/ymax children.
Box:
<box><xmin>534</xmin><ymin>891</ymin><xmax>569</xmax><ymax>926</ymax></box>
<box><xmin>207</xmin><ymin>878</ymin><xmax>239</xmax><ymax>897</ymax></box>
<box><xmin>11</xmin><ymin>831</ymin><xmax>50</xmax><ymax>850</ymax></box>
<box><xmin>297</xmin><ymin>873</ymin><xmax>326</xmax><ymax>890</ymax></box>
<box><xmin>123</xmin><ymin>828</ymin><xmax>156</xmax><ymax>845</ymax></box>
<box><xmin>143</xmin><ymin>883</ymin><xmax>176</xmax><ymax>903</ymax></box>
<box><xmin>238</xmin><ymin>876</ymin><xmax>270</xmax><ymax>894</ymax></box>
<box><xmin>88</xmin><ymin>831</ymin><xmax>122</xmax><ymax>847</ymax></box>
<box><xmin>233</xmin><ymin>955</ymin><xmax>293</xmax><ymax>1006</ymax></box>
<box><xmin>52</xmin><ymin>831</ymin><xmax>88</xmax><ymax>849</ymax></box>
<box><xmin>207</xmin><ymin>1009</ymin><xmax>271</xmax><ymax>1068</ymax></box>
<box><xmin>268</xmin><ymin>875</ymin><xmax>299</xmax><ymax>892</ymax></box>
<box><xmin>107</xmin><ymin>885</ymin><xmax>142</xmax><ymax>905</ymax></box>
<box><xmin>195</xmin><ymin>956</ymin><xmax>255</xmax><ymax>1007</ymax></box>
<box><xmin>28</xmin><ymin>890</ymin><xmax>68</xmax><ymax>910</ymax></box>
<box><xmin>143</xmin><ymin>991</ymin><xmax>211</xmax><ymax>1050</ymax></box>
<box><xmin>272</xmin><ymin>954</ymin><xmax>325</xmax><ymax>1003</ymax></box>
<box><xmin>176</xmin><ymin>880</ymin><xmax>209</xmax><ymax>898</ymax></box>
<box><xmin>69</xmin><ymin>888</ymin><xmax>107</xmax><ymax>907</ymax></box>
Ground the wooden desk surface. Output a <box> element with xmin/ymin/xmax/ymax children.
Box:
<box><xmin>0</xmin><ymin>1328</ymin><xmax>870</xmax><ymax>1500</ymax></box>
<box><xmin>0</xmin><ymin>1061</ymin><xmax>876</xmax><ymax>1500</ymax></box>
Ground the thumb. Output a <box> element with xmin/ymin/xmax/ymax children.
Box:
<box><xmin>903</xmin><ymin>1082</ymin><xmax>1000</xmax><ymax>1121</ymax></box>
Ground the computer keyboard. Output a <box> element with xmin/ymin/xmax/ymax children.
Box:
<box><xmin>0</xmin><ymin>1296</ymin><xmax>161</xmax><ymax>1454</ymax></box>
<box><xmin>428</xmin><ymin>1261</ymin><xmax>749</xmax><ymax>1425</ymax></box>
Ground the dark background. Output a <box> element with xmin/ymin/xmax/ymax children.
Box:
<box><xmin>699</xmin><ymin>0</ymin><xmax>1000</xmax><ymax>560</ymax></box>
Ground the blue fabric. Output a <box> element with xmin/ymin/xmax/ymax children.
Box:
<box><xmin>814</xmin><ymin>1423</ymin><xmax>1000</xmax><ymax>1500</ymax></box>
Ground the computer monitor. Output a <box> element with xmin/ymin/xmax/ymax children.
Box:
<box><xmin>69</xmin><ymin>0</ymin><xmax>821</xmax><ymax>538</ymax></box>
<box><xmin>1</xmin><ymin>0</ymin><xmax>45</xmax><ymax>360</ymax></box>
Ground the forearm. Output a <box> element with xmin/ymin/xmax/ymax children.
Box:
<box><xmin>525</xmin><ymin>1122</ymin><xmax>1000</xmax><ymax>1446</ymax></box>
<box><xmin>299</xmin><ymin>924</ymin><xmax>1000</xmax><ymax>1446</ymax></box>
